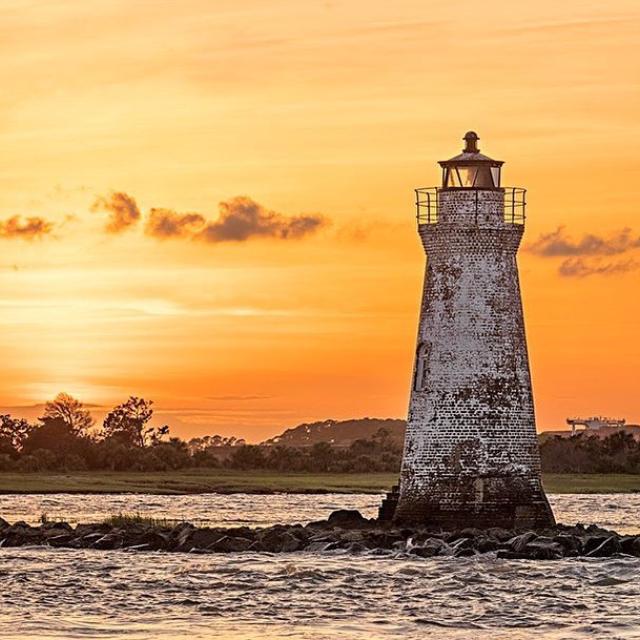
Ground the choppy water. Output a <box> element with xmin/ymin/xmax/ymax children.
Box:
<box><xmin>1</xmin><ymin>493</ymin><xmax>640</xmax><ymax>640</ymax></box>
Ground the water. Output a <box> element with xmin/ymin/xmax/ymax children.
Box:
<box><xmin>3</xmin><ymin>492</ymin><xmax>640</xmax><ymax>534</ymax></box>
<box><xmin>1</xmin><ymin>493</ymin><xmax>640</xmax><ymax>640</ymax></box>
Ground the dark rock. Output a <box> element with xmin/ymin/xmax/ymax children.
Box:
<box><xmin>620</xmin><ymin>536</ymin><xmax>640</xmax><ymax>557</ymax></box>
<box><xmin>256</xmin><ymin>528</ymin><xmax>302</xmax><ymax>552</ymax></box>
<box><xmin>125</xmin><ymin>543</ymin><xmax>152</xmax><ymax>551</ymax></box>
<box><xmin>458</xmin><ymin>527</ymin><xmax>484</xmax><ymax>539</ymax></box>
<box><xmin>451</xmin><ymin>537</ymin><xmax>474</xmax><ymax>551</ymax></box>
<box><xmin>339</xmin><ymin>530</ymin><xmax>365</xmax><ymax>543</ymax></box>
<box><xmin>0</xmin><ymin>516</ymin><xmax>632</xmax><ymax>559</ymax></box>
<box><xmin>326</xmin><ymin>510</ymin><xmax>370</xmax><ymax>529</ymax></box>
<box><xmin>140</xmin><ymin>530</ymin><xmax>171</xmax><ymax>551</ymax></box>
<box><xmin>305</xmin><ymin>519</ymin><xmax>330</xmax><ymax>530</ymax></box>
<box><xmin>180</xmin><ymin>527</ymin><xmax>222</xmax><ymax>552</ymax></box>
<box><xmin>553</xmin><ymin>534</ymin><xmax>582</xmax><ymax>556</ymax></box>
<box><xmin>287</xmin><ymin>526</ymin><xmax>311</xmax><ymax>543</ymax></box>
<box><xmin>454</xmin><ymin>547</ymin><xmax>476</xmax><ymax>557</ymax></box>
<box><xmin>42</xmin><ymin>525</ymin><xmax>75</xmax><ymax>540</ymax></box>
<box><xmin>524</xmin><ymin>540</ymin><xmax>565</xmax><ymax>560</ymax></box>
<box><xmin>42</xmin><ymin>521</ymin><xmax>73</xmax><ymax>533</ymax></box>
<box><xmin>507</xmin><ymin>531</ymin><xmax>537</xmax><ymax>553</ymax></box>
<box><xmin>170</xmin><ymin>522</ymin><xmax>197</xmax><ymax>550</ymax></box>
<box><xmin>583</xmin><ymin>535</ymin><xmax>611</xmax><ymax>555</ymax></box>
<box><xmin>46</xmin><ymin>534</ymin><xmax>73</xmax><ymax>547</ymax></box>
<box><xmin>496</xmin><ymin>550</ymin><xmax>523</xmax><ymax>559</ymax></box>
<box><xmin>209</xmin><ymin>536</ymin><xmax>253</xmax><ymax>553</ymax></box>
<box><xmin>586</xmin><ymin>536</ymin><xmax>622</xmax><ymax>558</ymax></box>
<box><xmin>81</xmin><ymin>532</ymin><xmax>106</xmax><ymax>546</ymax></box>
<box><xmin>345</xmin><ymin>542</ymin><xmax>367</xmax><ymax>553</ymax></box>
<box><xmin>485</xmin><ymin>527</ymin><xmax>514</xmax><ymax>542</ymax></box>
<box><xmin>75</xmin><ymin>523</ymin><xmax>112</xmax><ymax>537</ymax></box>
<box><xmin>368</xmin><ymin>530</ymin><xmax>404</xmax><ymax>548</ymax></box>
<box><xmin>305</xmin><ymin>541</ymin><xmax>332</xmax><ymax>552</ymax></box>
<box><xmin>410</xmin><ymin>537</ymin><xmax>452</xmax><ymax>557</ymax></box>
<box><xmin>92</xmin><ymin>533</ymin><xmax>124</xmax><ymax>550</ymax></box>
<box><xmin>2</xmin><ymin>523</ymin><xmax>42</xmax><ymax>547</ymax></box>
<box><xmin>497</xmin><ymin>538</ymin><xmax>563</xmax><ymax>560</ymax></box>
<box><xmin>410</xmin><ymin>545</ymin><xmax>438</xmax><ymax>558</ymax></box>
<box><xmin>476</xmin><ymin>536</ymin><xmax>499</xmax><ymax>553</ymax></box>
<box><xmin>280</xmin><ymin>533</ymin><xmax>303</xmax><ymax>552</ymax></box>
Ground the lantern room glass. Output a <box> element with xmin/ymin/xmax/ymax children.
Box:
<box><xmin>443</xmin><ymin>165</ymin><xmax>500</xmax><ymax>189</ymax></box>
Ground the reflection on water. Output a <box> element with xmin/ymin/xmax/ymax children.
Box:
<box><xmin>0</xmin><ymin>493</ymin><xmax>639</xmax><ymax>639</ymax></box>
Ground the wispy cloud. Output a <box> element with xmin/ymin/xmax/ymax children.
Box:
<box><xmin>145</xmin><ymin>196</ymin><xmax>327</xmax><ymax>243</ymax></box>
<box><xmin>558</xmin><ymin>258</ymin><xmax>639</xmax><ymax>278</ymax></box>
<box><xmin>0</xmin><ymin>216</ymin><xmax>53</xmax><ymax>240</ymax></box>
<box><xmin>527</xmin><ymin>227</ymin><xmax>640</xmax><ymax>257</ymax></box>
<box><xmin>91</xmin><ymin>191</ymin><xmax>141</xmax><ymax>233</ymax></box>
<box><xmin>527</xmin><ymin>226</ymin><xmax>640</xmax><ymax>278</ymax></box>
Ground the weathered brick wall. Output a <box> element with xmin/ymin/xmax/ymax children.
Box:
<box><xmin>394</xmin><ymin>188</ymin><xmax>555</xmax><ymax>529</ymax></box>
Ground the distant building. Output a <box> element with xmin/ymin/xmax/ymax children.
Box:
<box><xmin>567</xmin><ymin>416</ymin><xmax>625</xmax><ymax>434</ymax></box>
<box><xmin>540</xmin><ymin>416</ymin><xmax>640</xmax><ymax>441</ymax></box>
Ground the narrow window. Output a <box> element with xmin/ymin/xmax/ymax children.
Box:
<box><xmin>414</xmin><ymin>343</ymin><xmax>430</xmax><ymax>391</ymax></box>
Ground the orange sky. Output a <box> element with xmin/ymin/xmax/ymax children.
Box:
<box><xmin>0</xmin><ymin>0</ymin><xmax>639</xmax><ymax>441</ymax></box>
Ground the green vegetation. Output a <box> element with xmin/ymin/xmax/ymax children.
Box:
<box><xmin>0</xmin><ymin>471</ymin><xmax>637</xmax><ymax>495</ymax></box>
<box><xmin>2</xmin><ymin>392</ymin><xmax>640</xmax><ymax>493</ymax></box>
<box><xmin>542</xmin><ymin>473</ymin><xmax>640</xmax><ymax>494</ymax></box>
<box><xmin>0</xmin><ymin>470</ymin><xmax>398</xmax><ymax>494</ymax></box>
<box><xmin>0</xmin><ymin>394</ymin><xmax>401</xmax><ymax>473</ymax></box>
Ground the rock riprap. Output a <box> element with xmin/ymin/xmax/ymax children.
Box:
<box><xmin>0</xmin><ymin>510</ymin><xmax>637</xmax><ymax>560</ymax></box>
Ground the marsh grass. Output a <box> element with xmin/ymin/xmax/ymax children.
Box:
<box><xmin>0</xmin><ymin>471</ymin><xmax>636</xmax><ymax>495</ymax></box>
<box><xmin>103</xmin><ymin>512</ymin><xmax>183</xmax><ymax>529</ymax></box>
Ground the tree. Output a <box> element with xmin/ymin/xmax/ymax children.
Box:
<box><xmin>43</xmin><ymin>393</ymin><xmax>94</xmax><ymax>434</ymax></box>
<box><xmin>309</xmin><ymin>441</ymin><xmax>334</xmax><ymax>472</ymax></box>
<box><xmin>228</xmin><ymin>444</ymin><xmax>266</xmax><ymax>469</ymax></box>
<box><xmin>22</xmin><ymin>416</ymin><xmax>90</xmax><ymax>464</ymax></box>
<box><xmin>102</xmin><ymin>396</ymin><xmax>169</xmax><ymax>447</ymax></box>
<box><xmin>0</xmin><ymin>415</ymin><xmax>31</xmax><ymax>457</ymax></box>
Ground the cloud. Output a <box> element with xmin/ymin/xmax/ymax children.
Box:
<box><xmin>558</xmin><ymin>258</ymin><xmax>639</xmax><ymax>278</ymax></box>
<box><xmin>0</xmin><ymin>216</ymin><xmax>53</xmax><ymax>240</ymax></box>
<box><xmin>199</xmin><ymin>197</ymin><xmax>326</xmax><ymax>242</ymax></box>
<box><xmin>92</xmin><ymin>191</ymin><xmax>141</xmax><ymax>233</ymax></box>
<box><xmin>145</xmin><ymin>196</ymin><xmax>327</xmax><ymax>243</ymax></box>
<box><xmin>527</xmin><ymin>226</ymin><xmax>640</xmax><ymax>257</ymax></box>
<box><xmin>145</xmin><ymin>208</ymin><xmax>205</xmax><ymax>238</ymax></box>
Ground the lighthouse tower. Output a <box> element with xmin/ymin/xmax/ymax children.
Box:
<box><xmin>391</xmin><ymin>132</ymin><xmax>554</xmax><ymax>530</ymax></box>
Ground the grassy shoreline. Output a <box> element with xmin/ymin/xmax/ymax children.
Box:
<box><xmin>0</xmin><ymin>471</ymin><xmax>638</xmax><ymax>495</ymax></box>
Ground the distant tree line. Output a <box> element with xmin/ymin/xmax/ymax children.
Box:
<box><xmin>1</xmin><ymin>395</ymin><xmax>638</xmax><ymax>474</ymax></box>
<box><xmin>0</xmin><ymin>394</ymin><xmax>401</xmax><ymax>473</ymax></box>
<box><xmin>539</xmin><ymin>432</ymin><xmax>640</xmax><ymax>474</ymax></box>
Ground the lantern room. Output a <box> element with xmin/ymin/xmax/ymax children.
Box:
<box><xmin>439</xmin><ymin>131</ymin><xmax>503</xmax><ymax>190</ymax></box>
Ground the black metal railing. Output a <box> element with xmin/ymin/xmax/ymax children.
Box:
<box><xmin>415</xmin><ymin>187</ymin><xmax>526</xmax><ymax>225</ymax></box>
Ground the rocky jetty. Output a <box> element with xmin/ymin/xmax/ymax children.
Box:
<box><xmin>0</xmin><ymin>510</ymin><xmax>638</xmax><ymax>559</ymax></box>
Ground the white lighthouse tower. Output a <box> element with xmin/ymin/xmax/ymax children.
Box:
<box><xmin>388</xmin><ymin>132</ymin><xmax>554</xmax><ymax>530</ymax></box>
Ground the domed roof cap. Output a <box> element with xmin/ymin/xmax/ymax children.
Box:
<box><xmin>439</xmin><ymin>131</ymin><xmax>503</xmax><ymax>166</ymax></box>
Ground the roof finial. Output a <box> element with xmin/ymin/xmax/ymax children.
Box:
<box><xmin>463</xmin><ymin>131</ymin><xmax>479</xmax><ymax>154</ymax></box>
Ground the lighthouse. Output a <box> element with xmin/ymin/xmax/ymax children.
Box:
<box><xmin>389</xmin><ymin>132</ymin><xmax>555</xmax><ymax>530</ymax></box>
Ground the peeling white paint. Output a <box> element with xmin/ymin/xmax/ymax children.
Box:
<box><xmin>394</xmin><ymin>188</ymin><xmax>555</xmax><ymax>529</ymax></box>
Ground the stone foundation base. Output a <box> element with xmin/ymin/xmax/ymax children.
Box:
<box><xmin>392</xmin><ymin>474</ymin><xmax>555</xmax><ymax>530</ymax></box>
